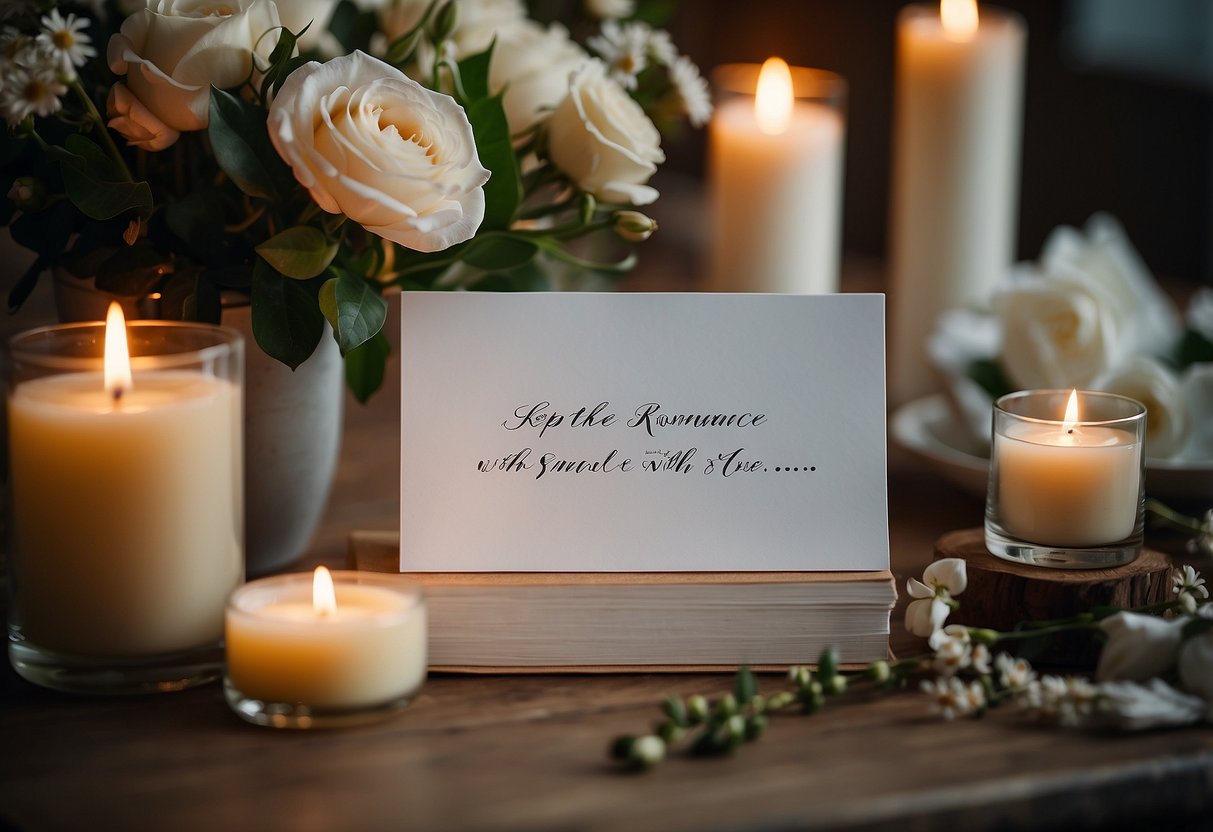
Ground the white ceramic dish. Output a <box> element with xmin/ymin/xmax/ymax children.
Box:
<box><xmin>891</xmin><ymin>394</ymin><xmax>1213</xmax><ymax>506</ymax></box>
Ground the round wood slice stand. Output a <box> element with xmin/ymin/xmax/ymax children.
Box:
<box><xmin>934</xmin><ymin>529</ymin><xmax>1174</xmax><ymax>668</ymax></box>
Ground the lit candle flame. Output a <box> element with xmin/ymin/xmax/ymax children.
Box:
<box><xmin>104</xmin><ymin>302</ymin><xmax>132</xmax><ymax>401</ymax></box>
<box><xmin>1062</xmin><ymin>389</ymin><xmax>1079</xmax><ymax>434</ymax></box>
<box><xmin>755</xmin><ymin>57</ymin><xmax>794</xmax><ymax>136</ymax></box>
<box><xmin>941</xmin><ymin>0</ymin><xmax>979</xmax><ymax>41</ymax></box>
<box><xmin>313</xmin><ymin>566</ymin><xmax>337</xmax><ymax>616</ymax></box>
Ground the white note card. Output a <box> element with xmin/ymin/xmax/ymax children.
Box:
<box><xmin>400</xmin><ymin>292</ymin><xmax>888</xmax><ymax>572</ymax></box>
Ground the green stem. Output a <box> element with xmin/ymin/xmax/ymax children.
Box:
<box><xmin>1147</xmin><ymin>498</ymin><xmax>1207</xmax><ymax>535</ymax></box>
<box><xmin>71</xmin><ymin>80</ymin><xmax>135</xmax><ymax>184</ymax></box>
<box><xmin>991</xmin><ymin>620</ymin><xmax>1101</xmax><ymax>643</ymax></box>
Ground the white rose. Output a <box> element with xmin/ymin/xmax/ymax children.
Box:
<box><xmin>1097</xmin><ymin>679</ymin><xmax>1207</xmax><ymax>730</ymax></box>
<box><xmin>1187</xmin><ymin>287</ymin><xmax>1213</xmax><ymax>343</ymax></box>
<box><xmin>1178</xmin><ymin>629</ymin><xmax>1213</xmax><ymax>702</ymax></box>
<box><xmin>268</xmin><ymin>51</ymin><xmax>489</xmax><ymax>252</ymax></box>
<box><xmin>107</xmin><ymin>0</ymin><xmax>281</xmax><ymax>138</ymax></box>
<box><xmin>106</xmin><ymin>82</ymin><xmax>179</xmax><ymax>151</ymax></box>
<box><xmin>275</xmin><ymin>0</ymin><xmax>339</xmax><ymax>52</ymax></box>
<box><xmin>1179</xmin><ymin>363</ymin><xmax>1213</xmax><ymax>461</ymax></box>
<box><xmin>1095</xmin><ymin>611</ymin><xmax>1185</xmax><ymax>682</ymax></box>
<box><xmin>927</xmin><ymin>308</ymin><xmax>1001</xmax><ymax>442</ymax></box>
<box><xmin>1040</xmin><ymin>214</ymin><xmax>1179</xmax><ymax>359</ymax></box>
<box><xmin>547</xmin><ymin>59</ymin><xmax>664</xmax><ymax>205</ymax></box>
<box><xmin>380</xmin><ymin>0</ymin><xmax>526</xmax><ymax>53</ymax></box>
<box><xmin>994</xmin><ymin>265</ymin><xmax>1118</xmax><ymax>390</ymax></box>
<box><xmin>490</xmin><ymin>21</ymin><xmax>588</xmax><ymax>134</ymax></box>
<box><xmin>1093</xmin><ymin>356</ymin><xmax>1189</xmax><ymax>459</ymax></box>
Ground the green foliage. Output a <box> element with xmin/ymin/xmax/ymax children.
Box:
<box><xmin>207</xmin><ymin>86</ymin><xmax>291</xmax><ymax>200</ymax></box>
<box><xmin>1175</xmin><ymin>329</ymin><xmax>1213</xmax><ymax>368</ymax></box>
<box><xmin>967</xmin><ymin>358</ymin><xmax>1015</xmax><ymax>400</ymax></box>
<box><xmin>327</xmin><ymin>0</ymin><xmax>378</xmax><ymax>53</ymax></box>
<box><xmin>250</xmin><ymin>260</ymin><xmax>326</xmax><ymax>370</ymax></box>
<box><xmin>49</xmin><ymin>135</ymin><xmax>152</xmax><ymax>221</ymax></box>
<box><xmin>318</xmin><ymin>270</ymin><xmax>387</xmax><ymax>354</ymax></box>
<box><xmin>344</xmin><ymin>330</ymin><xmax>390</xmax><ymax>403</ymax></box>
<box><xmin>458</xmin><ymin>46</ymin><xmax>523</xmax><ymax>231</ymax></box>
<box><xmin>257</xmin><ymin>226</ymin><xmax>339</xmax><ymax>280</ymax></box>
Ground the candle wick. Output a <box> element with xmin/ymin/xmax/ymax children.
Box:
<box><xmin>111</xmin><ymin>387</ymin><xmax>124</xmax><ymax>404</ymax></box>
<box><xmin>1067</xmin><ymin>428</ymin><xmax>1074</xmax><ymax>435</ymax></box>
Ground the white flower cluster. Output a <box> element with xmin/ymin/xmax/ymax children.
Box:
<box><xmin>929</xmin><ymin>214</ymin><xmax>1213</xmax><ymax>461</ymax></box>
<box><xmin>916</xmin><ymin>562</ymin><xmax>1213</xmax><ymax>732</ymax></box>
<box><xmin>903</xmin><ymin>557</ymin><xmax>967</xmax><ymax>639</ymax></box>
<box><xmin>0</xmin><ymin>10</ymin><xmax>95</xmax><ymax>127</ymax></box>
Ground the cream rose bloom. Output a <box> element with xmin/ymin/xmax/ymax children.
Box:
<box><xmin>268</xmin><ymin>51</ymin><xmax>489</xmax><ymax>252</ymax></box>
<box><xmin>107</xmin><ymin>0</ymin><xmax>281</xmax><ymax>140</ymax></box>
<box><xmin>547</xmin><ymin>59</ymin><xmax>664</xmax><ymax>205</ymax></box>
<box><xmin>490</xmin><ymin>21</ymin><xmax>588</xmax><ymax>134</ymax></box>
<box><xmin>380</xmin><ymin>0</ymin><xmax>526</xmax><ymax>52</ymax></box>
<box><xmin>1093</xmin><ymin>357</ymin><xmax>1189</xmax><ymax>459</ymax></box>
<box><xmin>106</xmin><ymin>83</ymin><xmax>178</xmax><ymax>151</ymax></box>
<box><xmin>275</xmin><ymin>0</ymin><xmax>340</xmax><ymax>52</ymax></box>
<box><xmin>994</xmin><ymin>265</ymin><xmax>1119</xmax><ymax>389</ymax></box>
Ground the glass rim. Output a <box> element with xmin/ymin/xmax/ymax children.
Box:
<box><xmin>711</xmin><ymin>62</ymin><xmax>847</xmax><ymax>101</ymax></box>
<box><xmin>227</xmin><ymin>571</ymin><xmax>425</xmax><ymax>625</ymax></box>
<box><xmin>897</xmin><ymin>2</ymin><xmax>1026</xmax><ymax>29</ymax></box>
<box><xmin>7</xmin><ymin>320</ymin><xmax>242</xmax><ymax>373</ymax></box>
<box><xmin>994</xmin><ymin>388</ymin><xmax>1146</xmax><ymax>430</ymax></box>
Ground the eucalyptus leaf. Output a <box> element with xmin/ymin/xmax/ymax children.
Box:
<box><xmin>256</xmin><ymin>226</ymin><xmax>338</xmax><ymax>279</ymax></box>
<box><xmin>344</xmin><ymin>329</ymin><xmax>390</xmax><ymax>403</ymax></box>
<box><xmin>250</xmin><ymin>260</ymin><xmax>325</xmax><ymax>370</ymax></box>
<box><xmin>318</xmin><ymin>271</ymin><xmax>387</xmax><ymax>354</ymax></box>
<box><xmin>53</xmin><ymin>135</ymin><xmax>152</xmax><ymax>221</ymax></box>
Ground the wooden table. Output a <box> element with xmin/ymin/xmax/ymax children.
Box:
<box><xmin>3</xmin><ymin>254</ymin><xmax>1212</xmax><ymax>831</ymax></box>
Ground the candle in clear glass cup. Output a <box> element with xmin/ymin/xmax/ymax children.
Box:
<box><xmin>708</xmin><ymin>58</ymin><xmax>846</xmax><ymax>295</ymax></box>
<box><xmin>5</xmin><ymin>305</ymin><xmax>243</xmax><ymax>692</ymax></box>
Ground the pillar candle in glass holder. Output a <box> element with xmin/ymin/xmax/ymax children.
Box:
<box><xmin>709</xmin><ymin>58</ymin><xmax>846</xmax><ymax>295</ymax></box>
<box><xmin>225</xmin><ymin>567</ymin><xmax>426</xmax><ymax>728</ymax></box>
<box><xmin>888</xmin><ymin>0</ymin><xmax>1026</xmax><ymax>405</ymax></box>
<box><xmin>5</xmin><ymin>305</ymin><xmax>244</xmax><ymax>693</ymax></box>
<box><xmin>985</xmin><ymin>389</ymin><xmax>1146</xmax><ymax>569</ymax></box>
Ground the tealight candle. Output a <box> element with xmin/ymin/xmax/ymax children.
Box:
<box><xmin>224</xmin><ymin>568</ymin><xmax>426</xmax><ymax>728</ymax></box>
<box><xmin>5</xmin><ymin>306</ymin><xmax>243</xmax><ymax>694</ymax></box>
<box><xmin>708</xmin><ymin>59</ymin><xmax>846</xmax><ymax>295</ymax></box>
<box><xmin>985</xmin><ymin>389</ymin><xmax>1146</xmax><ymax>568</ymax></box>
<box><xmin>888</xmin><ymin>0</ymin><xmax>1026</xmax><ymax>405</ymax></box>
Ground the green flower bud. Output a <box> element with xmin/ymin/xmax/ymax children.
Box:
<box><xmin>385</xmin><ymin>27</ymin><xmax>425</xmax><ymax>66</ymax></box>
<box><xmin>750</xmin><ymin>694</ymin><xmax>767</xmax><ymax>714</ymax></box>
<box><xmin>726</xmin><ymin>714</ymin><xmax>746</xmax><ymax>743</ymax></box>
<box><xmin>715</xmin><ymin>692</ymin><xmax>738</xmax><ymax>718</ymax></box>
<box><xmin>686</xmin><ymin>694</ymin><xmax>710</xmax><ymax>723</ymax></box>
<box><xmin>817</xmin><ymin>648</ymin><xmax>839</xmax><ymax>680</ymax></box>
<box><xmin>8</xmin><ymin>176</ymin><xmax>45</xmax><ymax>211</ymax></box>
<box><xmin>788</xmin><ymin>666</ymin><xmax>811</xmax><ymax>688</ymax></box>
<box><xmin>657</xmin><ymin>720</ymin><xmax>685</xmax><ymax>744</ymax></box>
<box><xmin>432</xmin><ymin>1</ymin><xmax>458</xmax><ymax>42</ymax></box>
<box><xmin>823</xmin><ymin>674</ymin><xmax>848</xmax><ymax>696</ymax></box>
<box><xmin>609</xmin><ymin>735</ymin><xmax>635</xmax><ymax>760</ymax></box>
<box><xmin>662</xmin><ymin>695</ymin><xmax>688</xmax><ymax>726</ymax></box>
<box><xmin>968</xmin><ymin>628</ymin><xmax>1000</xmax><ymax>645</ymax></box>
<box><xmin>628</xmin><ymin>735</ymin><xmax>666</xmax><ymax>768</ymax></box>
<box><xmin>612</xmin><ymin>210</ymin><xmax>657</xmax><ymax>242</ymax></box>
<box><xmin>867</xmin><ymin>660</ymin><xmax>891</xmax><ymax>684</ymax></box>
<box><xmin>745</xmin><ymin>713</ymin><xmax>768</xmax><ymax>740</ymax></box>
<box><xmin>766</xmin><ymin>691</ymin><xmax>795</xmax><ymax>710</ymax></box>
<box><xmin>580</xmin><ymin>193</ymin><xmax>597</xmax><ymax>226</ymax></box>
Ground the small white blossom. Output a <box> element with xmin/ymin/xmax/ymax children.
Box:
<box><xmin>1</xmin><ymin>57</ymin><xmax>66</xmax><ymax>126</ymax></box>
<box><xmin>904</xmin><ymin>559</ymin><xmax>967</xmax><ymax>639</ymax></box>
<box><xmin>0</xmin><ymin>26</ymin><xmax>31</xmax><ymax>67</ymax></box>
<box><xmin>1173</xmin><ymin>565</ymin><xmax>1208</xmax><ymax>615</ymax></box>
<box><xmin>37</xmin><ymin>10</ymin><xmax>96</xmax><ymax>77</ymax></box>
<box><xmin>922</xmin><ymin>677</ymin><xmax>984</xmax><ymax>720</ymax></box>
<box><xmin>669</xmin><ymin>55</ymin><xmax>712</xmax><ymax>128</ymax></box>
<box><xmin>646</xmin><ymin>28</ymin><xmax>677</xmax><ymax>66</ymax></box>
<box><xmin>994</xmin><ymin>652</ymin><xmax>1037</xmax><ymax>695</ymax></box>
<box><xmin>970</xmin><ymin>643</ymin><xmax>992</xmax><ymax>676</ymax></box>
<box><xmin>931</xmin><ymin>634</ymin><xmax>972</xmax><ymax>677</ymax></box>
<box><xmin>587</xmin><ymin>20</ymin><xmax>649</xmax><ymax>88</ymax></box>
<box><xmin>1032</xmin><ymin>675</ymin><xmax>1099</xmax><ymax>726</ymax></box>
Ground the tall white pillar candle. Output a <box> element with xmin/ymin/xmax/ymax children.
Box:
<box><xmin>888</xmin><ymin>0</ymin><xmax>1026</xmax><ymax>405</ymax></box>
<box><xmin>709</xmin><ymin>60</ymin><xmax>846</xmax><ymax>294</ymax></box>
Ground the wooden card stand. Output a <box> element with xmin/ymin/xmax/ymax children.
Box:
<box><xmin>935</xmin><ymin>529</ymin><xmax>1173</xmax><ymax>668</ymax></box>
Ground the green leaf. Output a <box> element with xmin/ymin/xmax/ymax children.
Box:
<box><xmin>327</xmin><ymin>0</ymin><xmax>377</xmax><ymax>53</ymax></box>
<box><xmin>966</xmin><ymin>358</ymin><xmax>1014</xmax><ymax>400</ymax></box>
<box><xmin>344</xmin><ymin>329</ymin><xmax>390</xmax><ymax>403</ymax></box>
<box><xmin>256</xmin><ymin>226</ymin><xmax>338</xmax><ymax>279</ymax></box>
<box><xmin>166</xmin><ymin>189</ymin><xmax>227</xmax><ymax>266</ymax></box>
<box><xmin>250</xmin><ymin>260</ymin><xmax>325</xmax><ymax>370</ymax></box>
<box><xmin>734</xmin><ymin>666</ymin><xmax>757</xmax><ymax>706</ymax></box>
<box><xmin>465</xmin><ymin>92</ymin><xmax>521</xmax><ymax>231</ymax></box>
<box><xmin>208</xmin><ymin>87</ymin><xmax>290</xmax><ymax>199</ymax></box>
<box><xmin>93</xmin><ymin>245</ymin><xmax>172</xmax><ymax>297</ymax></box>
<box><xmin>457</xmin><ymin>42</ymin><xmax>494</xmax><ymax>103</ymax></box>
<box><xmin>318</xmin><ymin>271</ymin><xmax>387</xmax><ymax>354</ymax></box>
<box><xmin>188</xmin><ymin>272</ymin><xmax>223</xmax><ymax>324</ymax></box>
<box><xmin>1175</xmin><ymin>328</ymin><xmax>1213</xmax><ymax>369</ymax></box>
<box><xmin>462</xmin><ymin>235</ymin><xmax>537</xmax><ymax>271</ymax></box>
<box><xmin>51</xmin><ymin>135</ymin><xmax>152</xmax><ymax>221</ymax></box>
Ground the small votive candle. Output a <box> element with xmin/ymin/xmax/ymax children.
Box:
<box><xmin>224</xmin><ymin>568</ymin><xmax>426</xmax><ymax>728</ymax></box>
<box><xmin>985</xmin><ymin>389</ymin><xmax>1146</xmax><ymax>568</ymax></box>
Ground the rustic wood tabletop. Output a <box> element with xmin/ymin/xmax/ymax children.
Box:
<box><xmin>3</xmin><ymin>246</ymin><xmax>1211</xmax><ymax>832</ymax></box>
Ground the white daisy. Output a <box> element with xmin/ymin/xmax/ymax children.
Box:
<box><xmin>37</xmin><ymin>10</ymin><xmax>96</xmax><ymax>77</ymax></box>
<box><xmin>587</xmin><ymin>20</ymin><xmax>650</xmax><ymax>88</ymax></box>
<box><xmin>1</xmin><ymin>60</ymin><xmax>67</xmax><ymax>126</ymax></box>
<box><xmin>0</xmin><ymin>25</ymin><xmax>31</xmax><ymax>68</ymax></box>
<box><xmin>669</xmin><ymin>55</ymin><xmax>711</xmax><ymax>127</ymax></box>
<box><xmin>921</xmin><ymin>676</ymin><xmax>984</xmax><ymax>720</ymax></box>
<box><xmin>1172</xmin><ymin>565</ymin><xmax>1208</xmax><ymax>616</ymax></box>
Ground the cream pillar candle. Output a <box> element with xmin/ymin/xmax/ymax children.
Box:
<box><xmin>6</xmin><ymin>307</ymin><xmax>243</xmax><ymax>693</ymax></box>
<box><xmin>225</xmin><ymin>568</ymin><xmax>426</xmax><ymax>727</ymax></box>
<box><xmin>708</xmin><ymin>59</ymin><xmax>846</xmax><ymax>294</ymax></box>
<box><xmin>986</xmin><ymin>390</ymin><xmax>1146</xmax><ymax>566</ymax></box>
<box><xmin>888</xmin><ymin>0</ymin><xmax>1026</xmax><ymax>405</ymax></box>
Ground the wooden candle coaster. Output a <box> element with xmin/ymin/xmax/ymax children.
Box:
<box><xmin>934</xmin><ymin>529</ymin><xmax>1173</xmax><ymax>668</ymax></box>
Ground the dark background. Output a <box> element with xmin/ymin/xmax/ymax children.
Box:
<box><xmin>656</xmin><ymin>0</ymin><xmax>1213</xmax><ymax>284</ymax></box>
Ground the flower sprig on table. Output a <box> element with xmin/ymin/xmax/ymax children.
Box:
<box><xmin>1</xmin><ymin>0</ymin><xmax>708</xmax><ymax>401</ymax></box>
<box><xmin>610</xmin><ymin>546</ymin><xmax>1213</xmax><ymax>771</ymax></box>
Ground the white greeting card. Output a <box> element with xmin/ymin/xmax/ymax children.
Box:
<box><xmin>400</xmin><ymin>292</ymin><xmax>888</xmax><ymax>572</ymax></box>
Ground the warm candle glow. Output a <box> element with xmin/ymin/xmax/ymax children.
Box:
<box><xmin>940</xmin><ymin>0</ymin><xmax>979</xmax><ymax>40</ymax></box>
<box><xmin>313</xmin><ymin>566</ymin><xmax>337</xmax><ymax>616</ymax></box>
<box><xmin>104</xmin><ymin>302</ymin><xmax>132</xmax><ymax>400</ymax></box>
<box><xmin>755</xmin><ymin>57</ymin><xmax>794</xmax><ymax>135</ymax></box>
<box><xmin>1062</xmin><ymin>389</ymin><xmax>1079</xmax><ymax>433</ymax></box>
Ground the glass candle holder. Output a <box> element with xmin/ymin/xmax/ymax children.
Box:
<box><xmin>224</xmin><ymin>570</ymin><xmax>426</xmax><ymax>729</ymax></box>
<box><xmin>985</xmin><ymin>389</ymin><xmax>1146</xmax><ymax>568</ymax></box>
<box><xmin>708</xmin><ymin>61</ymin><xmax>847</xmax><ymax>295</ymax></box>
<box><xmin>5</xmin><ymin>320</ymin><xmax>244</xmax><ymax>693</ymax></box>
